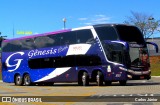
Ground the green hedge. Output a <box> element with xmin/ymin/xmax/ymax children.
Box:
<box><xmin>151</xmin><ymin>62</ymin><xmax>160</xmax><ymax>76</ymax></box>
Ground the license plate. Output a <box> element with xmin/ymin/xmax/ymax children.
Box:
<box><xmin>140</xmin><ymin>76</ymin><xmax>144</xmax><ymax>79</ymax></box>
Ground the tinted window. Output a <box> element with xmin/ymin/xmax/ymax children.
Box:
<box><xmin>2</xmin><ymin>40</ymin><xmax>22</xmax><ymax>52</ymax></box>
<box><xmin>28</xmin><ymin>55</ymin><xmax>101</xmax><ymax>69</ymax></box>
<box><xmin>2</xmin><ymin>38</ymin><xmax>35</xmax><ymax>52</ymax></box>
<box><xmin>115</xmin><ymin>25</ymin><xmax>145</xmax><ymax>44</ymax></box>
<box><xmin>34</xmin><ymin>36</ymin><xmax>56</xmax><ymax>48</ymax></box>
<box><xmin>2</xmin><ymin>29</ymin><xmax>94</xmax><ymax>52</ymax></box>
<box><xmin>103</xmin><ymin>42</ymin><xmax>124</xmax><ymax>63</ymax></box>
<box><xmin>76</xmin><ymin>30</ymin><xmax>94</xmax><ymax>44</ymax></box>
<box><xmin>95</xmin><ymin>26</ymin><xmax>118</xmax><ymax>41</ymax></box>
<box><xmin>21</xmin><ymin>38</ymin><xmax>35</xmax><ymax>50</ymax></box>
<box><xmin>28</xmin><ymin>56</ymin><xmax>75</xmax><ymax>69</ymax></box>
<box><xmin>60</xmin><ymin>31</ymin><xmax>76</xmax><ymax>45</ymax></box>
<box><xmin>48</xmin><ymin>34</ymin><xmax>61</xmax><ymax>47</ymax></box>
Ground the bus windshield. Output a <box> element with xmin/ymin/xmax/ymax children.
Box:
<box><xmin>129</xmin><ymin>47</ymin><xmax>149</xmax><ymax>67</ymax></box>
<box><xmin>115</xmin><ymin>25</ymin><xmax>145</xmax><ymax>44</ymax></box>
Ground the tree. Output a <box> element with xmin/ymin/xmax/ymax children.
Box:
<box><xmin>124</xmin><ymin>11</ymin><xmax>160</xmax><ymax>39</ymax></box>
<box><xmin>0</xmin><ymin>32</ymin><xmax>7</xmax><ymax>47</ymax></box>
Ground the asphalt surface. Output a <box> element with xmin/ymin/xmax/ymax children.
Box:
<box><xmin>0</xmin><ymin>77</ymin><xmax>160</xmax><ymax>105</ymax></box>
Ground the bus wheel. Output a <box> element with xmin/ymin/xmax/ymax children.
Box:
<box><xmin>23</xmin><ymin>74</ymin><xmax>31</xmax><ymax>86</ymax></box>
<box><xmin>81</xmin><ymin>72</ymin><xmax>89</xmax><ymax>86</ymax></box>
<box><xmin>119</xmin><ymin>80</ymin><xmax>127</xmax><ymax>86</ymax></box>
<box><xmin>15</xmin><ymin>75</ymin><xmax>23</xmax><ymax>86</ymax></box>
<box><xmin>96</xmin><ymin>71</ymin><xmax>103</xmax><ymax>86</ymax></box>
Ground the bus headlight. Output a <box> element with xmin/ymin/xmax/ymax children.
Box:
<box><xmin>127</xmin><ymin>75</ymin><xmax>132</xmax><ymax>79</ymax></box>
<box><xmin>119</xmin><ymin>67</ymin><xmax>127</xmax><ymax>71</ymax></box>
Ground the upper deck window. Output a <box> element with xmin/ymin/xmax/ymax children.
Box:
<box><xmin>95</xmin><ymin>26</ymin><xmax>118</xmax><ymax>41</ymax></box>
<box><xmin>2</xmin><ymin>40</ymin><xmax>22</xmax><ymax>52</ymax></box>
<box><xmin>2</xmin><ymin>29</ymin><xmax>94</xmax><ymax>52</ymax></box>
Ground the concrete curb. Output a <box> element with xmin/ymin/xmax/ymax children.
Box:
<box><xmin>151</xmin><ymin>76</ymin><xmax>160</xmax><ymax>78</ymax></box>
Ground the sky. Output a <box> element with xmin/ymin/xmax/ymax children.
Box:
<box><xmin>0</xmin><ymin>0</ymin><xmax>160</xmax><ymax>39</ymax></box>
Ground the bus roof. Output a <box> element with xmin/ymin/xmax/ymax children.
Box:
<box><xmin>3</xmin><ymin>25</ymin><xmax>93</xmax><ymax>43</ymax></box>
<box><xmin>93</xmin><ymin>23</ymin><xmax>136</xmax><ymax>27</ymax></box>
<box><xmin>3</xmin><ymin>23</ymin><xmax>136</xmax><ymax>43</ymax></box>
<box><xmin>3</xmin><ymin>29</ymin><xmax>71</xmax><ymax>42</ymax></box>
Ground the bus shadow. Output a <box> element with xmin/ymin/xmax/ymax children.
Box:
<box><xmin>33</xmin><ymin>82</ymin><xmax>160</xmax><ymax>86</ymax></box>
<box><xmin>33</xmin><ymin>83</ymin><xmax>98</xmax><ymax>87</ymax></box>
<box><xmin>8</xmin><ymin>82</ymin><xmax>99</xmax><ymax>87</ymax></box>
<box><xmin>8</xmin><ymin>82</ymin><xmax>160</xmax><ymax>87</ymax></box>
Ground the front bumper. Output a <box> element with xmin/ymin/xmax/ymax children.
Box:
<box><xmin>127</xmin><ymin>69</ymin><xmax>151</xmax><ymax>80</ymax></box>
<box><xmin>128</xmin><ymin>69</ymin><xmax>151</xmax><ymax>75</ymax></box>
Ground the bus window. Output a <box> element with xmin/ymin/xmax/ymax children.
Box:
<box><xmin>21</xmin><ymin>38</ymin><xmax>35</xmax><ymax>50</ymax></box>
<box><xmin>76</xmin><ymin>30</ymin><xmax>93</xmax><ymax>44</ymax></box>
<box><xmin>60</xmin><ymin>32</ymin><xmax>76</xmax><ymax>45</ymax></box>
<box><xmin>95</xmin><ymin>26</ymin><xmax>118</xmax><ymax>41</ymax></box>
<box><xmin>115</xmin><ymin>25</ymin><xmax>145</xmax><ymax>44</ymax></box>
<box><xmin>2</xmin><ymin>40</ymin><xmax>22</xmax><ymax>52</ymax></box>
<box><xmin>28</xmin><ymin>56</ymin><xmax>76</xmax><ymax>69</ymax></box>
<box><xmin>103</xmin><ymin>42</ymin><xmax>124</xmax><ymax>64</ymax></box>
<box><xmin>34</xmin><ymin>36</ymin><xmax>55</xmax><ymax>48</ymax></box>
<box><xmin>28</xmin><ymin>55</ymin><xmax>101</xmax><ymax>69</ymax></box>
<box><xmin>48</xmin><ymin>34</ymin><xmax>61</xmax><ymax>47</ymax></box>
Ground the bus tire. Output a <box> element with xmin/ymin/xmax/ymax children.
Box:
<box><xmin>147</xmin><ymin>76</ymin><xmax>151</xmax><ymax>80</ymax></box>
<box><xmin>80</xmin><ymin>72</ymin><xmax>89</xmax><ymax>86</ymax></box>
<box><xmin>15</xmin><ymin>75</ymin><xmax>23</xmax><ymax>86</ymax></box>
<box><xmin>119</xmin><ymin>80</ymin><xmax>127</xmax><ymax>86</ymax></box>
<box><xmin>23</xmin><ymin>74</ymin><xmax>31</xmax><ymax>86</ymax></box>
<box><xmin>96</xmin><ymin>71</ymin><xmax>103</xmax><ymax>86</ymax></box>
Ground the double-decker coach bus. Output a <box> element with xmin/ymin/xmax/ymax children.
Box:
<box><xmin>1</xmin><ymin>24</ymin><xmax>158</xmax><ymax>86</ymax></box>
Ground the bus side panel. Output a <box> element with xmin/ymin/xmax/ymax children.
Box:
<box><xmin>2</xmin><ymin>71</ymin><xmax>15</xmax><ymax>83</ymax></box>
<box><xmin>49</xmin><ymin>68</ymin><xmax>77</xmax><ymax>82</ymax></box>
<box><xmin>32</xmin><ymin>67</ymin><xmax>77</xmax><ymax>83</ymax></box>
<box><xmin>112</xmin><ymin>65</ymin><xmax>127</xmax><ymax>81</ymax></box>
<box><xmin>1</xmin><ymin>52</ymin><xmax>17</xmax><ymax>83</ymax></box>
<box><xmin>103</xmin><ymin>63</ymin><xmax>128</xmax><ymax>81</ymax></box>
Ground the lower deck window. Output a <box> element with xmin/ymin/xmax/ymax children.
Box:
<box><xmin>28</xmin><ymin>55</ymin><xmax>101</xmax><ymax>69</ymax></box>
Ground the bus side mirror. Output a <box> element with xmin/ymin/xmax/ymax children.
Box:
<box><xmin>146</xmin><ymin>42</ymin><xmax>159</xmax><ymax>53</ymax></box>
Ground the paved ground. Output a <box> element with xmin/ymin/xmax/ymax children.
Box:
<box><xmin>0</xmin><ymin>77</ymin><xmax>160</xmax><ymax>105</ymax></box>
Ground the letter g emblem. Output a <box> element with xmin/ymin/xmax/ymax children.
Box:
<box><xmin>5</xmin><ymin>52</ymin><xmax>24</xmax><ymax>72</ymax></box>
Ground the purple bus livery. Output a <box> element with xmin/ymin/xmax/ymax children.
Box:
<box><xmin>1</xmin><ymin>24</ymin><xmax>158</xmax><ymax>86</ymax></box>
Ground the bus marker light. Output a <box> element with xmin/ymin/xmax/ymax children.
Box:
<box><xmin>107</xmin><ymin>65</ymin><xmax>111</xmax><ymax>72</ymax></box>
